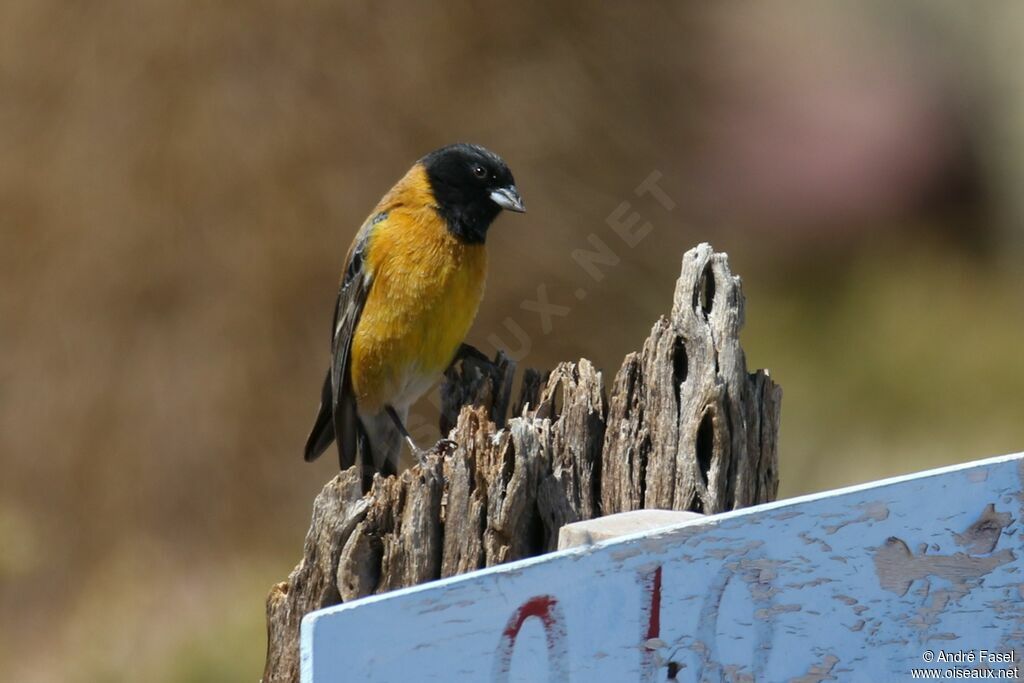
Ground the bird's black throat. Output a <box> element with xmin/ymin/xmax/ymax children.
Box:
<box><xmin>432</xmin><ymin>199</ymin><xmax>500</xmax><ymax>245</ymax></box>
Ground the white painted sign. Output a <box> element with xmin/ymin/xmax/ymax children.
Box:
<box><xmin>301</xmin><ymin>452</ymin><xmax>1024</xmax><ymax>682</ymax></box>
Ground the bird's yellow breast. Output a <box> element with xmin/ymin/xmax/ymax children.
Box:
<box><xmin>349</xmin><ymin>165</ymin><xmax>487</xmax><ymax>414</ymax></box>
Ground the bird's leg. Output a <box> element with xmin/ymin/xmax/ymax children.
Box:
<box><xmin>385</xmin><ymin>405</ymin><xmax>422</xmax><ymax>462</ymax></box>
<box><xmin>385</xmin><ymin>405</ymin><xmax>457</xmax><ymax>466</ymax></box>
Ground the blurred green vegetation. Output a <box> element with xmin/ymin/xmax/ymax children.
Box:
<box><xmin>745</xmin><ymin>235</ymin><xmax>1024</xmax><ymax>495</ymax></box>
<box><xmin>3</xmin><ymin>1</ymin><xmax>1024</xmax><ymax>681</ymax></box>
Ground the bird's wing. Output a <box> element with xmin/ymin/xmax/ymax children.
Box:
<box><xmin>303</xmin><ymin>219</ymin><xmax>376</xmax><ymax>468</ymax></box>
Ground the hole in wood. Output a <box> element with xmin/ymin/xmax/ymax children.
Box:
<box><xmin>696</xmin><ymin>409</ymin><xmax>715</xmax><ymax>489</ymax></box>
<box><xmin>696</xmin><ymin>263</ymin><xmax>715</xmax><ymax>318</ymax></box>
<box><xmin>672</xmin><ymin>338</ymin><xmax>688</xmax><ymax>406</ymax></box>
<box><xmin>527</xmin><ymin>505</ymin><xmax>546</xmax><ymax>554</ymax></box>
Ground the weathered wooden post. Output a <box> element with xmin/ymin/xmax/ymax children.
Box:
<box><xmin>263</xmin><ymin>243</ymin><xmax>782</xmax><ymax>682</ymax></box>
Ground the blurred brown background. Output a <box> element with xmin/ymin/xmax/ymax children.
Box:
<box><xmin>3</xmin><ymin>2</ymin><xmax>1024</xmax><ymax>680</ymax></box>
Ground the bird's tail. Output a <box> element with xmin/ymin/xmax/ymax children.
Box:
<box><xmin>356</xmin><ymin>409</ymin><xmax>403</xmax><ymax>486</ymax></box>
<box><xmin>304</xmin><ymin>369</ymin><xmax>335</xmax><ymax>462</ymax></box>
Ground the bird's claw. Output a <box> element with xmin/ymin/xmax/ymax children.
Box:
<box><xmin>456</xmin><ymin>343</ymin><xmax>491</xmax><ymax>365</ymax></box>
<box><xmin>435</xmin><ymin>438</ymin><xmax>459</xmax><ymax>455</ymax></box>
<box><xmin>410</xmin><ymin>439</ymin><xmax>457</xmax><ymax>467</ymax></box>
<box><xmin>412</xmin><ymin>448</ymin><xmax>431</xmax><ymax>467</ymax></box>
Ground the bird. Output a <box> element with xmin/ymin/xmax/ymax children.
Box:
<box><xmin>303</xmin><ymin>143</ymin><xmax>525</xmax><ymax>486</ymax></box>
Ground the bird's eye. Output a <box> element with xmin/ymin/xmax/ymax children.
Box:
<box><xmin>472</xmin><ymin>165</ymin><xmax>487</xmax><ymax>179</ymax></box>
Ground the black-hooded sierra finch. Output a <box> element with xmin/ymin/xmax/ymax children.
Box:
<box><xmin>303</xmin><ymin>143</ymin><xmax>525</xmax><ymax>483</ymax></box>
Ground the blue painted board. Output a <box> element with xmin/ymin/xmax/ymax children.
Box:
<box><xmin>302</xmin><ymin>453</ymin><xmax>1024</xmax><ymax>682</ymax></box>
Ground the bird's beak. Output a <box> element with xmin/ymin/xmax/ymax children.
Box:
<box><xmin>489</xmin><ymin>186</ymin><xmax>526</xmax><ymax>213</ymax></box>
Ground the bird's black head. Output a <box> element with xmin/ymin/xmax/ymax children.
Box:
<box><xmin>421</xmin><ymin>143</ymin><xmax>525</xmax><ymax>244</ymax></box>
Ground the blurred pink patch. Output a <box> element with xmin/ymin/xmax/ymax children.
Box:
<box><xmin>691</xmin><ymin>5</ymin><xmax>961</xmax><ymax>236</ymax></box>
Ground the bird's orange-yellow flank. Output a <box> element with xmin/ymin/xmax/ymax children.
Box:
<box><xmin>304</xmin><ymin>143</ymin><xmax>524</xmax><ymax>486</ymax></box>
